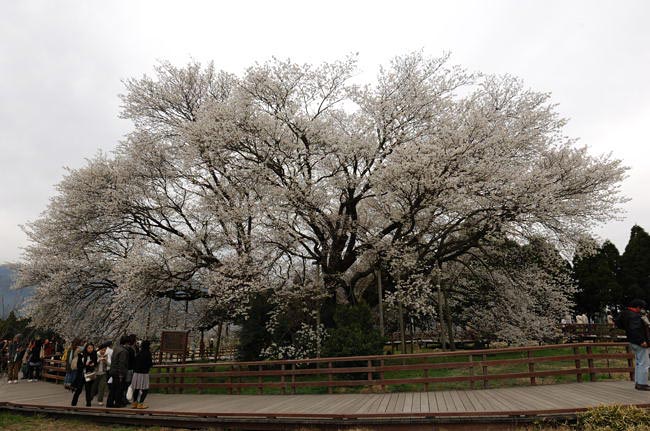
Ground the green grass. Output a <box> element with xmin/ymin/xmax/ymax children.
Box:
<box><xmin>148</xmin><ymin>345</ymin><xmax>631</xmax><ymax>395</ymax></box>
<box><xmin>0</xmin><ymin>412</ymin><xmax>188</xmax><ymax>430</ymax></box>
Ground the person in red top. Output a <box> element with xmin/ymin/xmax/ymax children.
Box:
<box><xmin>43</xmin><ymin>339</ymin><xmax>54</xmax><ymax>358</ymax></box>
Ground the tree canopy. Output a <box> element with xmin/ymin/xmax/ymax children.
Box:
<box><xmin>16</xmin><ymin>53</ymin><xmax>627</xmax><ymax>349</ymax></box>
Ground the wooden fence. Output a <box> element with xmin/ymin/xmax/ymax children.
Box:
<box><xmin>43</xmin><ymin>342</ymin><xmax>633</xmax><ymax>395</ymax></box>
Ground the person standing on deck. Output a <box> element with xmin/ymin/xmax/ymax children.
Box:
<box><xmin>107</xmin><ymin>336</ymin><xmax>129</xmax><ymax>408</ymax></box>
<box><xmin>616</xmin><ymin>298</ymin><xmax>650</xmax><ymax>390</ymax></box>
<box><xmin>71</xmin><ymin>343</ymin><xmax>97</xmax><ymax>407</ymax></box>
<box><xmin>93</xmin><ymin>343</ymin><xmax>110</xmax><ymax>405</ymax></box>
<box><xmin>131</xmin><ymin>340</ymin><xmax>153</xmax><ymax>409</ymax></box>
<box><xmin>7</xmin><ymin>335</ymin><xmax>25</xmax><ymax>384</ymax></box>
<box><xmin>63</xmin><ymin>339</ymin><xmax>82</xmax><ymax>390</ymax></box>
<box><xmin>26</xmin><ymin>336</ymin><xmax>43</xmax><ymax>381</ymax></box>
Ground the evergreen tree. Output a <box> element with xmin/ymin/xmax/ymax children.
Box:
<box><xmin>573</xmin><ymin>240</ymin><xmax>622</xmax><ymax>315</ymax></box>
<box><xmin>0</xmin><ymin>311</ymin><xmax>30</xmax><ymax>339</ymax></box>
<box><xmin>619</xmin><ymin>225</ymin><xmax>650</xmax><ymax>304</ymax></box>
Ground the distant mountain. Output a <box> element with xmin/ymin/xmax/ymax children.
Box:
<box><xmin>0</xmin><ymin>265</ymin><xmax>31</xmax><ymax>318</ymax></box>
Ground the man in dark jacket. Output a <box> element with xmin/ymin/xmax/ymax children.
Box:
<box><xmin>107</xmin><ymin>336</ymin><xmax>129</xmax><ymax>407</ymax></box>
<box><xmin>616</xmin><ymin>299</ymin><xmax>650</xmax><ymax>390</ymax></box>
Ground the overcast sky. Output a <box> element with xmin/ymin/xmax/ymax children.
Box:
<box><xmin>1</xmin><ymin>0</ymin><xmax>649</xmax><ymax>263</ymax></box>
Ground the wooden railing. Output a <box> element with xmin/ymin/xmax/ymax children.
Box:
<box><xmin>42</xmin><ymin>357</ymin><xmax>66</xmax><ymax>383</ymax></box>
<box><xmin>150</xmin><ymin>342</ymin><xmax>633</xmax><ymax>395</ymax></box>
<box><xmin>40</xmin><ymin>343</ymin><xmax>634</xmax><ymax>394</ymax></box>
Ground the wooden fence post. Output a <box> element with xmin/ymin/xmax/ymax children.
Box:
<box><xmin>573</xmin><ymin>346</ymin><xmax>582</xmax><ymax>382</ymax></box>
<box><xmin>626</xmin><ymin>344</ymin><xmax>634</xmax><ymax>381</ymax></box>
<box><xmin>469</xmin><ymin>354</ymin><xmax>475</xmax><ymax>389</ymax></box>
<box><xmin>482</xmin><ymin>353</ymin><xmax>488</xmax><ymax>389</ymax></box>
<box><xmin>237</xmin><ymin>364</ymin><xmax>242</xmax><ymax>395</ymax></box>
<box><xmin>424</xmin><ymin>368</ymin><xmax>429</xmax><ymax>392</ymax></box>
<box><xmin>228</xmin><ymin>364</ymin><xmax>233</xmax><ymax>395</ymax></box>
<box><xmin>328</xmin><ymin>362</ymin><xmax>333</xmax><ymax>394</ymax></box>
<box><xmin>528</xmin><ymin>350</ymin><xmax>536</xmax><ymax>385</ymax></box>
<box><xmin>587</xmin><ymin>345</ymin><xmax>595</xmax><ymax>381</ymax></box>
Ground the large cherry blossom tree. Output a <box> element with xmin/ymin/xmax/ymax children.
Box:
<box><xmin>17</xmin><ymin>53</ymin><xmax>626</xmax><ymax>348</ymax></box>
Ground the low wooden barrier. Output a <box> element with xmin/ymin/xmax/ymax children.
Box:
<box><xmin>40</xmin><ymin>343</ymin><xmax>634</xmax><ymax>394</ymax></box>
<box><xmin>149</xmin><ymin>342</ymin><xmax>633</xmax><ymax>395</ymax></box>
<box><xmin>42</xmin><ymin>357</ymin><xmax>66</xmax><ymax>383</ymax></box>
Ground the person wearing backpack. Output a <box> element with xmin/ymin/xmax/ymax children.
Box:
<box><xmin>616</xmin><ymin>298</ymin><xmax>650</xmax><ymax>390</ymax></box>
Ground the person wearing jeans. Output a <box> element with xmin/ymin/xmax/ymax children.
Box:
<box><xmin>616</xmin><ymin>299</ymin><xmax>650</xmax><ymax>390</ymax></box>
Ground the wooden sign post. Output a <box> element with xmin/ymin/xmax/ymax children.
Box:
<box><xmin>159</xmin><ymin>330</ymin><xmax>190</xmax><ymax>363</ymax></box>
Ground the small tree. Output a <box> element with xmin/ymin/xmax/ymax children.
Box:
<box><xmin>323</xmin><ymin>303</ymin><xmax>385</xmax><ymax>358</ymax></box>
<box><xmin>573</xmin><ymin>240</ymin><xmax>622</xmax><ymax>316</ymax></box>
<box><xmin>619</xmin><ymin>225</ymin><xmax>650</xmax><ymax>304</ymax></box>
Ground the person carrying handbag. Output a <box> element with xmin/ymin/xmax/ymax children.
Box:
<box><xmin>71</xmin><ymin>343</ymin><xmax>97</xmax><ymax>407</ymax></box>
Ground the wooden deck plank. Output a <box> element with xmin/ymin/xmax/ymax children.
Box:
<box><xmin>402</xmin><ymin>391</ymin><xmax>413</xmax><ymax>413</ymax></box>
<box><xmin>448</xmin><ymin>390</ymin><xmax>464</xmax><ymax>412</ymax></box>
<box><xmin>411</xmin><ymin>391</ymin><xmax>421</xmax><ymax>413</ymax></box>
<box><xmin>463</xmin><ymin>389</ymin><xmax>489</xmax><ymax>411</ymax></box>
<box><xmin>420</xmin><ymin>390</ymin><xmax>429</xmax><ymax>412</ymax></box>
<box><xmin>440</xmin><ymin>390</ymin><xmax>455</xmax><ymax>412</ymax></box>
<box><xmin>354</xmin><ymin>393</ymin><xmax>381</xmax><ymax>413</ymax></box>
<box><xmin>3</xmin><ymin>379</ymin><xmax>648</xmax><ymax>418</ymax></box>
<box><xmin>395</xmin><ymin>392</ymin><xmax>406</xmax><ymax>413</ymax></box>
<box><xmin>455</xmin><ymin>390</ymin><xmax>476</xmax><ymax>412</ymax></box>
<box><xmin>427</xmin><ymin>391</ymin><xmax>439</xmax><ymax>412</ymax></box>
<box><xmin>386</xmin><ymin>392</ymin><xmax>399</xmax><ymax>413</ymax></box>
<box><xmin>377</xmin><ymin>393</ymin><xmax>391</xmax><ymax>413</ymax></box>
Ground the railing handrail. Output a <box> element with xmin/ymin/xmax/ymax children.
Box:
<box><xmin>40</xmin><ymin>342</ymin><xmax>634</xmax><ymax>395</ymax></box>
<box><xmin>149</xmin><ymin>341</ymin><xmax>629</xmax><ymax>368</ymax></box>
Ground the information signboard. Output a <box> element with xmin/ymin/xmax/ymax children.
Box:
<box><xmin>160</xmin><ymin>330</ymin><xmax>189</xmax><ymax>353</ymax></box>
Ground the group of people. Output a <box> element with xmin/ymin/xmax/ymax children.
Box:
<box><xmin>62</xmin><ymin>334</ymin><xmax>153</xmax><ymax>408</ymax></box>
<box><xmin>1</xmin><ymin>335</ymin><xmax>61</xmax><ymax>383</ymax></box>
<box><xmin>2</xmin><ymin>333</ymin><xmax>153</xmax><ymax>409</ymax></box>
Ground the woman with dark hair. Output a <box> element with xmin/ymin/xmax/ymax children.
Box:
<box><xmin>27</xmin><ymin>336</ymin><xmax>43</xmax><ymax>381</ymax></box>
<box><xmin>63</xmin><ymin>338</ymin><xmax>82</xmax><ymax>390</ymax></box>
<box><xmin>71</xmin><ymin>343</ymin><xmax>97</xmax><ymax>407</ymax></box>
<box><xmin>130</xmin><ymin>340</ymin><xmax>153</xmax><ymax>409</ymax></box>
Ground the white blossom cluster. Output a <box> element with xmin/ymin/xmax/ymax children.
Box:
<box><xmin>15</xmin><ymin>54</ymin><xmax>626</xmax><ymax>347</ymax></box>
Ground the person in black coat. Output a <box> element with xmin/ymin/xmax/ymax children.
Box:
<box><xmin>130</xmin><ymin>340</ymin><xmax>153</xmax><ymax>409</ymax></box>
<box><xmin>71</xmin><ymin>343</ymin><xmax>98</xmax><ymax>407</ymax></box>
<box><xmin>107</xmin><ymin>336</ymin><xmax>129</xmax><ymax>408</ymax></box>
<box><xmin>616</xmin><ymin>298</ymin><xmax>650</xmax><ymax>390</ymax></box>
<box><xmin>27</xmin><ymin>338</ymin><xmax>42</xmax><ymax>381</ymax></box>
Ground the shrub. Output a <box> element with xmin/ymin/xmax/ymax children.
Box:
<box><xmin>323</xmin><ymin>303</ymin><xmax>385</xmax><ymax>358</ymax></box>
<box><xmin>578</xmin><ymin>405</ymin><xmax>650</xmax><ymax>431</ymax></box>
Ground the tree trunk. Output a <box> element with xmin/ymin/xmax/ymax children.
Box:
<box><xmin>443</xmin><ymin>288</ymin><xmax>456</xmax><ymax>351</ymax></box>
<box><xmin>398</xmin><ymin>302</ymin><xmax>406</xmax><ymax>354</ymax></box>
<box><xmin>376</xmin><ymin>269</ymin><xmax>385</xmax><ymax>337</ymax></box>
<box><xmin>409</xmin><ymin>317</ymin><xmax>415</xmax><ymax>354</ymax></box>
<box><xmin>435</xmin><ymin>264</ymin><xmax>448</xmax><ymax>350</ymax></box>
<box><xmin>215</xmin><ymin>321</ymin><xmax>223</xmax><ymax>360</ymax></box>
<box><xmin>321</xmin><ymin>273</ymin><xmax>346</xmax><ymax>328</ymax></box>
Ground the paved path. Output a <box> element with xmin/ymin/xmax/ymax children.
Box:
<box><xmin>1</xmin><ymin>379</ymin><xmax>649</xmax><ymax>417</ymax></box>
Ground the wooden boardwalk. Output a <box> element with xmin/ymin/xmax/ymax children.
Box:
<box><xmin>1</xmin><ymin>380</ymin><xmax>650</xmax><ymax>429</ymax></box>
